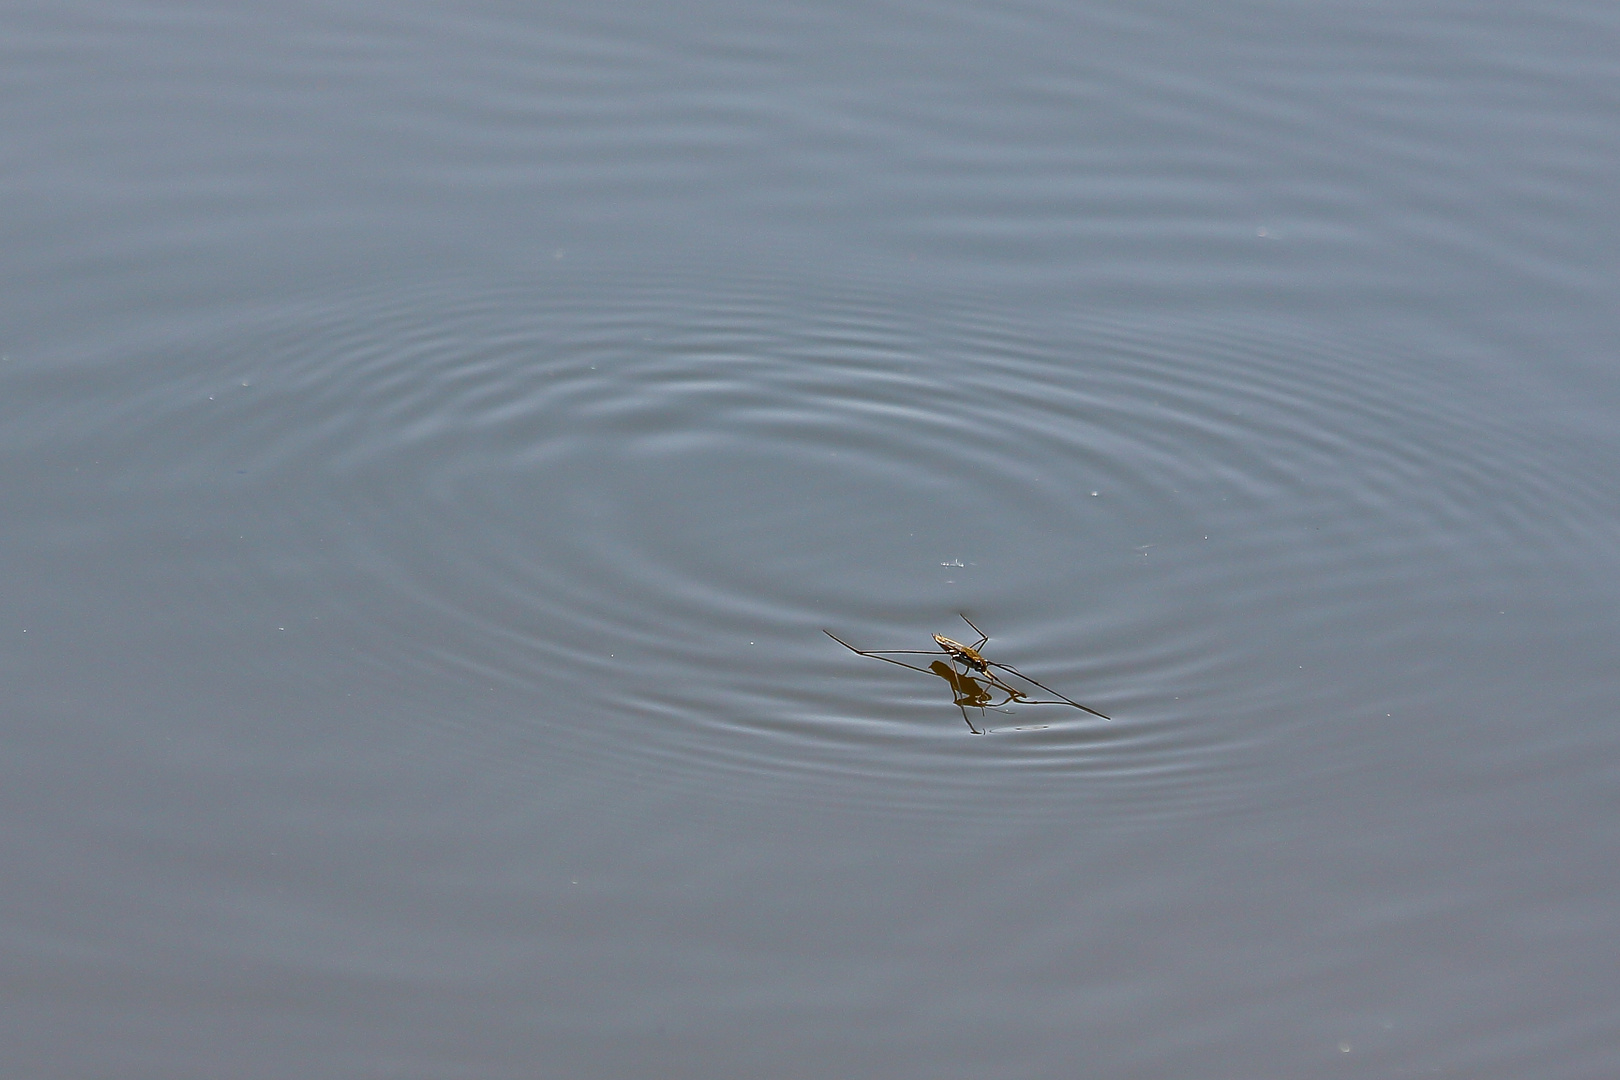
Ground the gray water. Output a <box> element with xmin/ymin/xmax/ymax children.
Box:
<box><xmin>5</xmin><ymin>1</ymin><xmax>1619</xmax><ymax>1076</ymax></box>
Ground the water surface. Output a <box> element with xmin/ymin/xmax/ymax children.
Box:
<box><xmin>4</xmin><ymin>0</ymin><xmax>1619</xmax><ymax>1076</ymax></box>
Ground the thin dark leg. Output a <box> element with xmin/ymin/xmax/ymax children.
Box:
<box><xmin>827</xmin><ymin>630</ymin><xmax>982</xmax><ymax>731</ymax></box>
<box><xmin>821</xmin><ymin>634</ymin><xmax>947</xmax><ymax>659</ymax></box>
<box><xmin>988</xmin><ymin>661</ymin><xmax>1110</xmax><ymax>719</ymax></box>
<box><xmin>949</xmin><ymin>657</ymin><xmax>982</xmax><ymax>734</ymax></box>
<box><xmin>823</xmin><ymin>632</ymin><xmax>940</xmax><ymax>675</ymax></box>
<box><xmin>952</xmin><ymin>659</ymin><xmax>1030</xmax><ymax>705</ymax></box>
<box><xmin>956</xmin><ymin>618</ymin><xmax>1106</xmax><ymax>715</ymax></box>
<box><xmin>958</xmin><ymin>615</ymin><xmax>989</xmax><ymax>650</ymax></box>
<box><xmin>848</xmin><ymin>650</ymin><xmax>950</xmax><ymax>656</ymax></box>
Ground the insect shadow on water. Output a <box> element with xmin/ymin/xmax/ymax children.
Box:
<box><xmin>823</xmin><ymin>615</ymin><xmax>1110</xmax><ymax>734</ymax></box>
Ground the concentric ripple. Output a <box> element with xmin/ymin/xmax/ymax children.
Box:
<box><xmin>15</xmin><ymin>270</ymin><xmax>1612</xmax><ymax>818</ymax></box>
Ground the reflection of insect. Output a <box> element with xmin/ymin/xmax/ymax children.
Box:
<box><xmin>824</xmin><ymin>616</ymin><xmax>1110</xmax><ymax>734</ymax></box>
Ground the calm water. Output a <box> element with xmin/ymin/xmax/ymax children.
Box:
<box><xmin>5</xmin><ymin>1</ymin><xmax>1618</xmax><ymax>1076</ymax></box>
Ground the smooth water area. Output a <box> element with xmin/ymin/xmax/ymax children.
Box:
<box><xmin>4</xmin><ymin>1</ymin><xmax>1619</xmax><ymax>1076</ymax></box>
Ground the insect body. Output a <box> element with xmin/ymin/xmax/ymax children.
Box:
<box><xmin>933</xmin><ymin>633</ymin><xmax>989</xmax><ymax>673</ymax></box>
<box><xmin>824</xmin><ymin>616</ymin><xmax>1109</xmax><ymax>733</ymax></box>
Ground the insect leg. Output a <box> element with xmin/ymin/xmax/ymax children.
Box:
<box><xmin>958</xmin><ymin>615</ymin><xmax>990</xmax><ymax>651</ymax></box>
<box><xmin>950</xmin><ymin>656</ymin><xmax>982</xmax><ymax>734</ymax></box>
<box><xmin>823</xmin><ymin>631</ymin><xmax>942</xmax><ymax>674</ymax></box>
<box><xmin>988</xmin><ymin>661</ymin><xmax>1110</xmax><ymax>719</ymax></box>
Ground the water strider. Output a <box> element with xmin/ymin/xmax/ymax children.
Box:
<box><xmin>824</xmin><ymin>615</ymin><xmax>1109</xmax><ymax>733</ymax></box>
